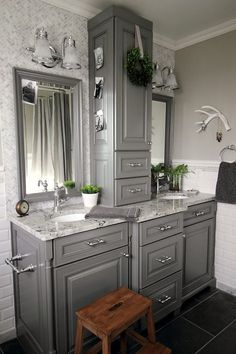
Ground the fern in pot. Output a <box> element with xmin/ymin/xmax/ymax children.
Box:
<box><xmin>80</xmin><ymin>184</ymin><xmax>101</xmax><ymax>208</ymax></box>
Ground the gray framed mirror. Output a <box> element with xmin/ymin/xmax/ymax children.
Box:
<box><xmin>14</xmin><ymin>68</ymin><xmax>83</xmax><ymax>202</ymax></box>
<box><xmin>151</xmin><ymin>93</ymin><xmax>172</xmax><ymax>166</ymax></box>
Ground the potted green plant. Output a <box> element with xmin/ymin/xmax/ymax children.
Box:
<box><xmin>80</xmin><ymin>184</ymin><xmax>101</xmax><ymax>208</ymax></box>
<box><xmin>63</xmin><ymin>180</ymin><xmax>75</xmax><ymax>194</ymax></box>
<box><xmin>165</xmin><ymin>164</ymin><xmax>189</xmax><ymax>192</ymax></box>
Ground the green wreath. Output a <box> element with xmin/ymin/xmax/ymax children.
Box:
<box><xmin>126</xmin><ymin>48</ymin><xmax>153</xmax><ymax>87</ymax></box>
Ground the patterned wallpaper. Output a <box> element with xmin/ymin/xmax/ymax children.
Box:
<box><xmin>0</xmin><ymin>0</ymin><xmax>89</xmax><ymax>212</ymax></box>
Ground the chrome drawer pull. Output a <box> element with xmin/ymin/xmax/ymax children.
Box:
<box><xmin>128</xmin><ymin>162</ymin><xmax>143</xmax><ymax>167</ymax></box>
<box><xmin>155</xmin><ymin>255</ymin><xmax>172</xmax><ymax>263</ymax></box>
<box><xmin>5</xmin><ymin>255</ymin><xmax>36</xmax><ymax>274</ymax></box>
<box><xmin>128</xmin><ymin>188</ymin><xmax>142</xmax><ymax>193</ymax></box>
<box><xmin>87</xmin><ymin>239</ymin><xmax>105</xmax><ymax>246</ymax></box>
<box><xmin>194</xmin><ymin>211</ymin><xmax>206</xmax><ymax>217</ymax></box>
<box><xmin>157</xmin><ymin>225</ymin><xmax>173</xmax><ymax>232</ymax></box>
<box><xmin>157</xmin><ymin>295</ymin><xmax>172</xmax><ymax>304</ymax></box>
<box><xmin>121</xmin><ymin>252</ymin><xmax>131</xmax><ymax>258</ymax></box>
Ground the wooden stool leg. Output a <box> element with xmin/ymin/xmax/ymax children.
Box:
<box><xmin>74</xmin><ymin>318</ymin><xmax>84</xmax><ymax>354</ymax></box>
<box><xmin>102</xmin><ymin>335</ymin><xmax>111</xmax><ymax>354</ymax></box>
<box><xmin>120</xmin><ymin>331</ymin><xmax>127</xmax><ymax>354</ymax></box>
<box><xmin>146</xmin><ymin>306</ymin><xmax>156</xmax><ymax>344</ymax></box>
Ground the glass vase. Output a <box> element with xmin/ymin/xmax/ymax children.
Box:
<box><xmin>169</xmin><ymin>174</ymin><xmax>182</xmax><ymax>192</ymax></box>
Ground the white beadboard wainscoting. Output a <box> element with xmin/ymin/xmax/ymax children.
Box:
<box><xmin>174</xmin><ymin>159</ymin><xmax>236</xmax><ymax>296</ymax></box>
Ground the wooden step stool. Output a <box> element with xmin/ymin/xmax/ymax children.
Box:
<box><xmin>74</xmin><ymin>287</ymin><xmax>171</xmax><ymax>354</ymax></box>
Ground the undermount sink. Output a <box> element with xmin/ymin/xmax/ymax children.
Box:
<box><xmin>161</xmin><ymin>194</ymin><xmax>189</xmax><ymax>200</ymax></box>
<box><xmin>51</xmin><ymin>213</ymin><xmax>86</xmax><ymax>222</ymax></box>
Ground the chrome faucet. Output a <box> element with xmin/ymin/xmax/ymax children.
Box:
<box><xmin>38</xmin><ymin>179</ymin><xmax>48</xmax><ymax>192</ymax></box>
<box><xmin>54</xmin><ymin>183</ymin><xmax>68</xmax><ymax>212</ymax></box>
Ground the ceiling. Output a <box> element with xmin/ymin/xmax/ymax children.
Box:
<box><xmin>42</xmin><ymin>0</ymin><xmax>236</xmax><ymax>49</ymax></box>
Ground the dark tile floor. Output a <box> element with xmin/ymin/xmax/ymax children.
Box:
<box><xmin>1</xmin><ymin>287</ymin><xmax>236</xmax><ymax>354</ymax></box>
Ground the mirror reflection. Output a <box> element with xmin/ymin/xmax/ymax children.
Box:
<box><xmin>22</xmin><ymin>81</ymin><xmax>74</xmax><ymax>194</ymax></box>
<box><xmin>151</xmin><ymin>94</ymin><xmax>172</xmax><ymax>167</ymax></box>
<box><xmin>15</xmin><ymin>68</ymin><xmax>82</xmax><ymax>201</ymax></box>
<box><xmin>151</xmin><ymin>100</ymin><xmax>166</xmax><ymax>165</ymax></box>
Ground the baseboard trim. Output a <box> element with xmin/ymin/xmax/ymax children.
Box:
<box><xmin>217</xmin><ymin>281</ymin><xmax>236</xmax><ymax>296</ymax></box>
<box><xmin>0</xmin><ymin>328</ymin><xmax>16</xmax><ymax>345</ymax></box>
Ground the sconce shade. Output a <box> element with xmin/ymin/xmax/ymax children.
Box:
<box><xmin>165</xmin><ymin>67</ymin><xmax>179</xmax><ymax>90</ymax></box>
<box><xmin>32</xmin><ymin>28</ymin><xmax>54</xmax><ymax>65</ymax></box>
<box><xmin>26</xmin><ymin>29</ymin><xmax>81</xmax><ymax>70</ymax></box>
<box><xmin>62</xmin><ymin>36</ymin><xmax>81</xmax><ymax>70</ymax></box>
<box><xmin>153</xmin><ymin>63</ymin><xmax>164</xmax><ymax>87</ymax></box>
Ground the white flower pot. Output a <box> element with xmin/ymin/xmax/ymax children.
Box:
<box><xmin>82</xmin><ymin>193</ymin><xmax>98</xmax><ymax>208</ymax></box>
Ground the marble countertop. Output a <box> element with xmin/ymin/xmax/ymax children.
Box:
<box><xmin>10</xmin><ymin>192</ymin><xmax>215</xmax><ymax>241</ymax></box>
<box><xmin>132</xmin><ymin>192</ymin><xmax>215</xmax><ymax>223</ymax></box>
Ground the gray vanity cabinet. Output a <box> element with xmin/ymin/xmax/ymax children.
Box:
<box><xmin>54</xmin><ymin>247</ymin><xmax>128</xmax><ymax>354</ymax></box>
<box><xmin>131</xmin><ymin>213</ymin><xmax>184</xmax><ymax>321</ymax></box>
<box><xmin>115</xmin><ymin>17</ymin><xmax>152</xmax><ymax>151</ymax></box>
<box><xmin>182</xmin><ymin>202</ymin><xmax>217</xmax><ymax>300</ymax></box>
<box><xmin>10</xmin><ymin>221</ymin><xmax>129</xmax><ymax>354</ymax></box>
<box><xmin>89</xmin><ymin>6</ymin><xmax>152</xmax><ymax>206</ymax></box>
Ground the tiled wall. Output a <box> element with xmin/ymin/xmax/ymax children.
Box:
<box><xmin>174</xmin><ymin>159</ymin><xmax>236</xmax><ymax>296</ymax></box>
<box><xmin>0</xmin><ymin>171</ymin><xmax>14</xmax><ymax>343</ymax></box>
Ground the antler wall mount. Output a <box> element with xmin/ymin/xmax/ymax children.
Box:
<box><xmin>194</xmin><ymin>106</ymin><xmax>231</xmax><ymax>142</ymax></box>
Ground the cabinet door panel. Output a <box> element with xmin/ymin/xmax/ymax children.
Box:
<box><xmin>140</xmin><ymin>272</ymin><xmax>182</xmax><ymax>321</ymax></box>
<box><xmin>115</xmin><ymin>18</ymin><xmax>152</xmax><ymax>150</ymax></box>
<box><xmin>54</xmin><ymin>247</ymin><xmax>129</xmax><ymax>354</ymax></box>
<box><xmin>140</xmin><ymin>234</ymin><xmax>183</xmax><ymax>288</ymax></box>
<box><xmin>183</xmin><ymin>219</ymin><xmax>215</xmax><ymax>296</ymax></box>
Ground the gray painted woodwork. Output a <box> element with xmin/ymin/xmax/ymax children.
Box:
<box><xmin>139</xmin><ymin>213</ymin><xmax>183</xmax><ymax>246</ymax></box>
<box><xmin>53</xmin><ymin>222</ymin><xmax>128</xmax><ymax>266</ymax></box>
<box><xmin>140</xmin><ymin>233</ymin><xmax>183</xmax><ymax>288</ymax></box>
<box><xmin>183</xmin><ymin>217</ymin><xmax>216</xmax><ymax>297</ymax></box>
<box><xmin>115</xmin><ymin>17</ymin><xmax>152</xmax><ymax>151</ymax></box>
<box><xmin>14</xmin><ymin>68</ymin><xmax>83</xmax><ymax>203</ymax></box>
<box><xmin>115</xmin><ymin>177</ymin><xmax>151</xmax><ymax>206</ymax></box>
<box><xmin>140</xmin><ymin>271</ymin><xmax>182</xmax><ymax>321</ymax></box>
<box><xmin>115</xmin><ymin>151</ymin><xmax>150</xmax><ymax>179</ymax></box>
<box><xmin>89</xmin><ymin>7</ymin><xmax>152</xmax><ymax>206</ymax></box>
<box><xmin>54</xmin><ymin>247</ymin><xmax>129</xmax><ymax>354</ymax></box>
<box><xmin>11</xmin><ymin>224</ymin><xmax>55</xmax><ymax>354</ymax></box>
<box><xmin>10</xmin><ymin>201</ymin><xmax>216</xmax><ymax>353</ymax></box>
<box><xmin>11</xmin><ymin>222</ymin><xmax>129</xmax><ymax>354</ymax></box>
<box><xmin>184</xmin><ymin>201</ymin><xmax>216</xmax><ymax>227</ymax></box>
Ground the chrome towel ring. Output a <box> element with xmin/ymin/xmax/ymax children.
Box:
<box><xmin>219</xmin><ymin>144</ymin><xmax>236</xmax><ymax>162</ymax></box>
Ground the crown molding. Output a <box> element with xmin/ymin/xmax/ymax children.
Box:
<box><xmin>153</xmin><ymin>32</ymin><xmax>176</xmax><ymax>50</ymax></box>
<box><xmin>175</xmin><ymin>17</ymin><xmax>236</xmax><ymax>50</ymax></box>
<box><xmin>41</xmin><ymin>0</ymin><xmax>100</xmax><ymax>18</ymax></box>
<box><xmin>40</xmin><ymin>0</ymin><xmax>236</xmax><ymax>51</ymax></box>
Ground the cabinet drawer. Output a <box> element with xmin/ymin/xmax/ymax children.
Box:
<box><xmin>140</xmin><ymin>234</ymin><xmax>183</xmax><ymax>288</ymax></box>
<box><xmin>184</xmin><ymin>201</ymin><xmax>216</xmax><ymax>227</ymax></box>
<box><xmin>115</xmin><ymin>177</ymin><xmax>151</xmax><ymax>206</ymax></box>
<box><xmin>140</xmin><ymin>213</ymin><xmax>183</xmax><ymax>246</ymax></box>
<box><xmin>115</xmin><ymin>151</ymin><xmax>150</xmax><ymax>178</ymax></box>
<box><xmin>53</xmin><ymin>223</ymin><xmax>128</xmax><ymax>266</ymax></box>
<box><xmin>140</xmin><ymin>272</ymin><xmax>182</xmax><ymax>321</ymax></box>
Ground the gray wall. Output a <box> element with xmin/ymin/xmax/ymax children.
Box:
<box><xmin>173</xmin><ymin>30</ymin><xmax>236</xmax><ymax>161</ymax></box>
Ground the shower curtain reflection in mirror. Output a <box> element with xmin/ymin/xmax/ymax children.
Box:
<box><xmin>23</xmin><ymin>87</ymin><xmax>73</xmax><ymax>194</ymax></box>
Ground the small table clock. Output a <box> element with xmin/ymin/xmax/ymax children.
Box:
<box><xmin>15</xmin><ymin>200</ymin><xmax>29</xmax><ymax>217</ymax></box>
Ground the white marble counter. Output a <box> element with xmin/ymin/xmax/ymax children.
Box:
<box><xmin>132</xmin><ymin>192</ymin><xmax>215</xmax><ymax>223</ymax></box>
<box><xmin>9</xmin><ymin>192</ymin><xmax>215</xmax><ymax>241</ymax></box>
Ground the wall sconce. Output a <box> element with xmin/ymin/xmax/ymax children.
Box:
<box><xmin>152</xmin><ymin>63</ymin><xmax>179</xmax><ymax>90</ymax></box>
<box><xmin>26</xmin><ymin>27</ymin><xmax>81</xmax><ymax>70</ymax></box>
